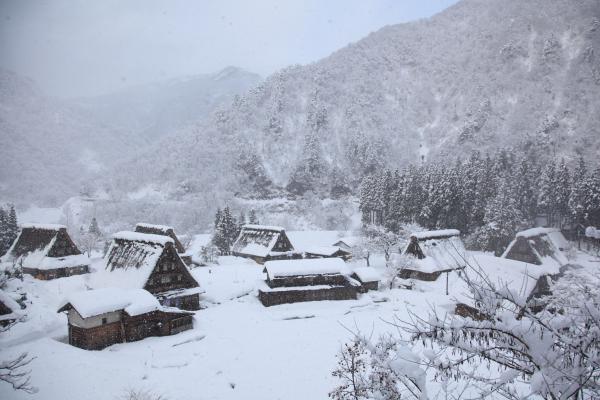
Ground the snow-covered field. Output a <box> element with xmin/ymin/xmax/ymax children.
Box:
<box><xmin>1</xmin><ymin>231</ymin><xmax>598</xmax><ymax>400</ymax></box>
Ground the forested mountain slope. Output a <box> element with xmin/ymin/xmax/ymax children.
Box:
<box><xmin>0</xmin><ymin>67</ymin><xmax>261</xmax><ymax>205</ymax></box>
<box><xmin>113</xmin><ymin>0</ymin><xmax>600</xmax><ymax>199</ymax></box>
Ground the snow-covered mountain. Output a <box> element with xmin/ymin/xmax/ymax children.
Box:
<box><xmin>69</xmin><ymin>67</ymin><xmax>261</xmax><ymax>140</ymax></box>
<box><xmin>0</xmin><ymin>67</ymin><xmax>261</xmax><ymax>205</ymax></box>
<box><xmin>111</xmin><ymin>0</ymin><xmax>600</xmax><ymax>198</ymax></box>
<box><xmin>0</xmin><ymin>69</ymin><xmax>140</xmax><ymax>205</ymax></box>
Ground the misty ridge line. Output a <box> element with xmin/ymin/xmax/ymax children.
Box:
<box><xmin>0</xmin><ymin>0</ymin><xmax>598</xmax><ymax>237</ymax></box>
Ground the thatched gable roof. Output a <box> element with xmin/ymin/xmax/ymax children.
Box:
<box><xmin>99</xmin><ymin>231</ymin><xmax>172</xmax><ymax>288</ymax></box>
<box><xmin>232</xmin><ymin>225</ymin><xmax>295</xmax><ymax>258</ymax></box>
<box><xmin>402</xmin><ymin>229</ymin><xmax>467</xmax><ymax>273</ymax></box>
<box><xmin>135</xmin><ymin>223</ymin><xmax>185</xmax><ymax>253</ymax></box>
<box><xmin>8</xmin><ymin>223</ymin><xmax>81</xmax><ymax>260</ymax></box>
<box><xmin>502</xmin><ymin>228</ymin><xmax>570</xmax><ymax>269</ymax></box>
<box><xmin>95</xmin><ymin>231</ymin><xmax>199</xmax><ymax>294</ymax></box>
<box><xmin>4</xmin><ymin>224</ymin><xmax>88</xmax><ymax>271</ymax></box>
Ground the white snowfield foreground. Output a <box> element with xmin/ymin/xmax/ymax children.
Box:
<box><xmin>0</xmin><ymin>234</ymin><xmax>596</xmax><ymax>400</ymax></box>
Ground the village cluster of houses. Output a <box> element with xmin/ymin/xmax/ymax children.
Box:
<box><xmin>0</xmin><ymin>220</ymin><xmax>579</xmax><ymax>351</ymax></box>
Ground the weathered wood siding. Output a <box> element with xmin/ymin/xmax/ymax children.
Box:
<box><xmin>398</xmin><ymin>268</ymin><xmax>442</xmax><ymax>281</ymax></box>
<box><xmin>258</xmin><ymin>285</ymin><xmax>357</xmax><ymax>307</ymax></box>
<box><xmin>23</xmin><ymin>264</ymin><xmax>89</xmax><ymax>281</ymax></box>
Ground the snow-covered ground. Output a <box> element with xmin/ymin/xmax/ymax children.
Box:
<box><xmin>1</xmin><ymin>232</ymin><xmax>598</xmax><ymax>400</ymax></box>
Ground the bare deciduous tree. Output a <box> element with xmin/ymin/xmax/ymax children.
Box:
<box><xmin>331</xmin><ymin>262</ymin><xmax>600</xmax><ymax>399</ymax></box>
<box><xmin>0</xmin><ymin>352</ymin><xmax>36</xmax><ymax>394</ymax></box>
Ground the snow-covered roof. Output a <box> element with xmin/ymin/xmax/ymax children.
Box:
<box><xmin>242</xmin><ymin>224</ymin><xmax>285</xmax><ymax>232</ymax></box>
<box><xmin>264</xmin><ymin>258</ymin><xmax>346</xmax><ymax>279</ymax></box>
<box><xmin>58</xmin><ymin>288</ymin><xmax>161</xmax><ymax>318</ymax></box>
<box><xmin>469</xmin><ymin>254</ymin><xmax>560</xmax><ymax>303</ymax></box>
<box><xmin>516</xmin><ymin>227</ymin><xmax>558</xmax><ymax>238</ymax></box>
<box><xmin>5</xmin><ymin>224</ymin><xmax>85</xmax><ymax>271</ymax></box>
<box><xmin>410</xmin><ymin>229</ymin><xmax>460</xmax><ymax>240</ymax></box>
<box><xmin>403</xmin><ymin>233</ymin><xmax>467</xmax><ymax>273</ymax></box>
<box><xmin>0</xmin><ymin>290</ymin><xmax>23</xmax><ymax>321</ymax></box>
<box><xmin>332</xmin><ymin>236</ymin><xmax>360</xmax><ymax>247</ymax></box>
<box><xmin>232</xmin><ymin>225</ymin><xmax>295</xmax><ymax>258</ymax></box>
<box><xmin>134</xmin><ymin>224</ymin><xmax>185</xmax><ymax>253</ymax></box>
<box><xmin>502</xmin><ymin>228</ymin><xmax>570</xmax><ymax>268</ymax></box>
<box><xmin>585</xmin><ymin>227</ymin><xmax>600</xmax><ymax>239</ymax></box>
<box><xmin>305</xmin><ymin>246</ymin><xmax>346</xmax><ymax>256</ymax></box>
<box><xmin>135</xmin><ymin>223</ymin><xmax>174</xmax><ymax>233</ymax></box>
<box><xmin>23</xmin><ymin>254</ymin><xmax>90</xmax><ymax>270</ymax></box>
<box><xmin>96</xmin><ymin>233</ymin><xmax>169</xmax><ymax>289</ymax></box>
<box><xmin>352</xmin><ymin>267</ymin><xmax>381</xmax><ymax>283</ymax></box>
<box><xmin>112</xmin><ymin>231</ymin><xmax>174</xmax><ymax>246</ymax></box>
<box><xmin>20</xmin><ymin>223</ymin><xmax>66</xmax><ymax>231</ymax></box>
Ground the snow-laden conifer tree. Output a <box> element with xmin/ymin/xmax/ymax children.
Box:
<box><xmin>538</xmin><ymin>163</ymin><xmax>557</xmax><ymax>225</ymax></box>
<box><xmin>248</xmin><ymin>209</ymin><xmax>259</xmax><ymax>225</ymax></box>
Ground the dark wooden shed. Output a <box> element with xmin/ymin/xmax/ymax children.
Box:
<box><xmin>58</xmin><ymin>288</ymin><xmax>193</xmax><ymax>350</ymax></box>
<box><xmin>258</xmin><ymin>258</ymin><xmax>358</xmax><ymax>307</ymax></box>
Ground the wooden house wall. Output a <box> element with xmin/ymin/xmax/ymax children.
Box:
<box><xmin>67</xmin><ymin>310</ymin><xmax>193</xmax><ymax>350</ymax></box>
<box><xmin>258</xmin><ymin>285</ymin><xmax>357</xmax><ymax>307</ymax></box>
<box><xmin>350</xmin><ymin>273</ymin><xmax>379</xmax><ymax>291</ymax></box>
<box><xmin>398</xmin><ymin>268</ymin><xmax>442</xmax><ymax>281</ymax></box>
<box><xmin>144</xmin><ymin>244</ymin><xmax>198</xmax><ymax>295</ymax></box>
<box><xmin>268</xmin><ymin>274</ymin><xmax>347</xmax><ymax>288</ymax></box>
<box><xmin>159</xmin><ymin>293</ymin><xmax>199</xmax><ymax>311</ymax></box>
<box><xmin>46</xmin><ymin>230</ymin><xmax>82</xmax><ymax>257</ymax></box>
<box><xmin>68</xmin><ymin>322</ymin><xmax>123</xmax><ymax>350</ymax></box>
<box><xmin>23</xmin><ymin>264</ymin><xmax>89</xmax><ymax>281</ymax></box>
<box><xmin>67</xmin><ymin>309</ymin><xmax>121</xmax><ymax>329</ymax></box>
<box><xmin>272</xmin><ymin>232</ymin><xmax>294</xmax><ymax>252</ymax></box>
<box><xmin>304</xmin><ymin>250</ymin><xmax>351</xmax><ymax>261</ymax></box>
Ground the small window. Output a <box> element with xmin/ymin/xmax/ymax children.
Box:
<box><xmin>161</xmin><ymin>276</ymin><xmax>171</xmax><ymax>284</ymax></box>
<box><xmin>102</xmin><ymin>317</ymin><xmax>107</xmax><ymax>325</ymax></box>
<box><xmin>177</xmin><ymin>274</ymin><xmax>183</xmax><ymax>281</ymax></box>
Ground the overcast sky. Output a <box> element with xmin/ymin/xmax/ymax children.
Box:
<box><xmin>0</xmin><ymin>0</ymin><xmax>458</xmax><ymax>98</ymax></box>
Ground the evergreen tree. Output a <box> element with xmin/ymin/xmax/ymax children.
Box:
<box><xmin>329</xmin><ymin>165</ymin><xmax>351</xmax><ymax>199</ymax></box>
<box><xmin>554</xmin><ymin>159</ymin><xmax>571</xmax><ymax>227</ymax></box>
<box><xmin>221</xmin><ymin>206</ymin><xmax>238</xmax><ymax>251</ymax></box>
<box><xmin>0</xmin><ymin>207</ymin><xmax>9</xmax><ymax>256</ymax></box>
<box><xmin>583</xmin><ymin>166</ymin><xmax>600</xmax><ymax>226</ymax></box>
<box><xmin>238</xmin><ymin>210</ymin><xmax>246</xmax><ymax>227</ymax></box>
<box><xmin>212</xmin><ymin>216</ymin><xmax>229</xmax><ymax>255</ymax></box>
<box><xmin>4</xmin><ymin>204</ymin><xmax>18</xmax><ymax>255</ymax></box>
<box><xmin>214</xmin><ymin>208</ymin><xmax>222</xmax><ymax>229</ymax></box>
<box><xmin>568</xmin><ymin>156</ymin><xmax>588</xmax><ymax>225</ymax></box>
<box><xmin>286</xmin><ymin>163</ymin><xmax>313</xmax><ymax>196</ymax></box>
<box><xmin>461</xmin><ymin>152</ymin><xmax>482</xmax><ymax>232</ymax></box>
<box><xmin>513</xmin><ymin>157</ymin><xmax>538</xmax><ymax>224</ymax></box>
<box><xmin>248</xmin><ymin>209</ymin><xmax>259</xmax><ymax>225</ymax></box>
<box><xmin>538</xmin><ymin>163</ymin><xmax>557</xmax><ymax>225</ymax></box>
<box><xmin>471</xmin><ymin>177</ymin><xmax>523</xmax><ymax>255</ymax></box>
<box><xmin>88</xmin><ymin>217</ymin><xmax>101</xmax><ymax>236</ymax></box>
<box><xmin>236</xmin><ymin>152</ymin><xmax>273</xmax><ymax>198</ymax></box>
